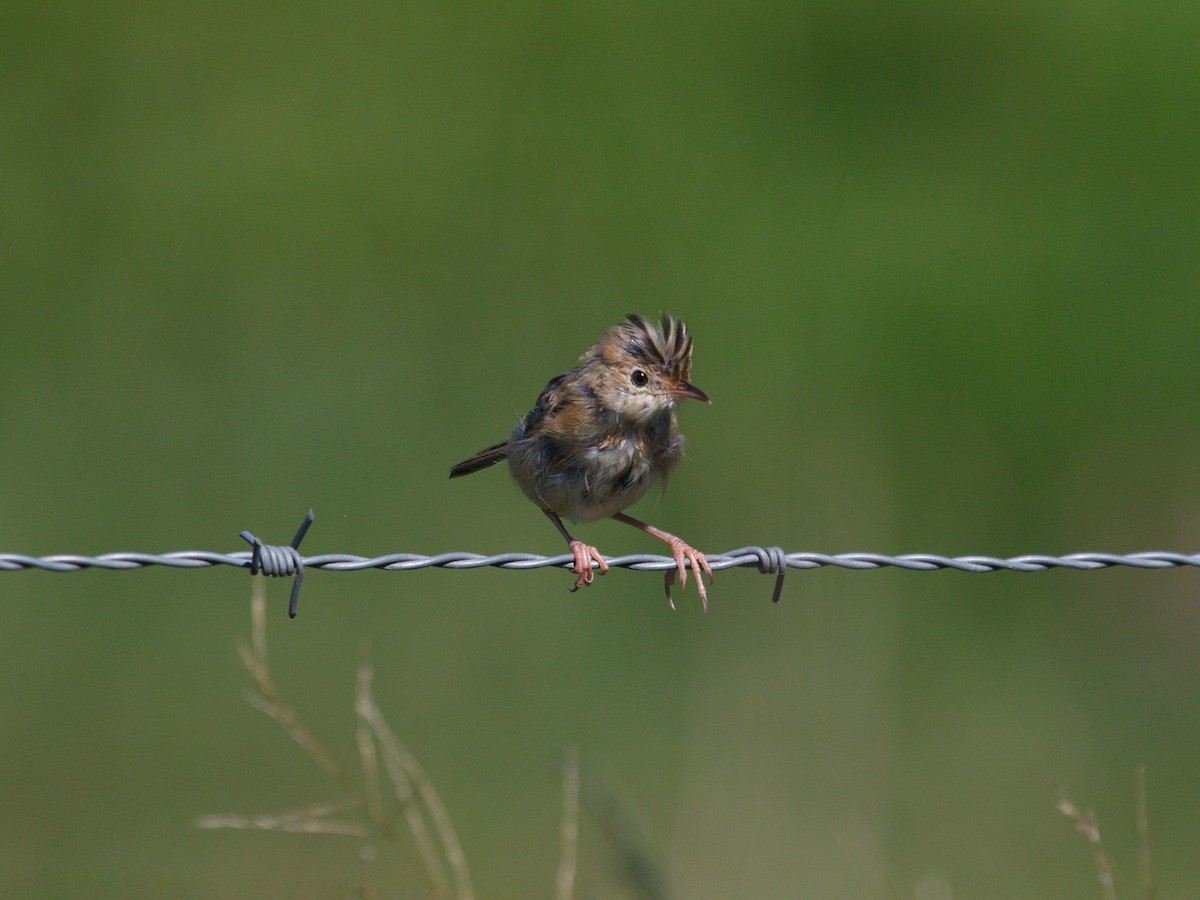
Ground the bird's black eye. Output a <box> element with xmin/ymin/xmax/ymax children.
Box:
<box><xmin>630</xmin><ymin>369</ymin><xmax>649</xmax><ymax>387</ymax></box>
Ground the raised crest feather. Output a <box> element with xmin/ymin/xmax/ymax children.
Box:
<box><xmin>581</xmin><ymin>313</ymin><xmax>694</xmax><ymax>384</ymax></box>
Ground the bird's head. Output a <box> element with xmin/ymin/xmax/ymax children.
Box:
<box><xmin>581</xmin><ymin>313</ymin><xmax>710</xmax><ymax>424</ymax></box>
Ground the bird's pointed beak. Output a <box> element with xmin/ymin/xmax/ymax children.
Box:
<box><xmin>670</xmin><ymin>381</ymin><xmax>711</xmax><ymax>404</ymax></box>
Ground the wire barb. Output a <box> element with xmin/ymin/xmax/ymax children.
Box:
<box><xmin>728</xmin><ymin>546</ymin><xmax>787</xmax><ymax>603</ymax></box>
<box><xmin>239</xmin><ymin>509</ymin><xmax>314</xmax><ymax>618</ymax></box>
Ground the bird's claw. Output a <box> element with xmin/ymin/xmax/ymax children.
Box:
<box><xmin>664</xmin><ymin>540</ymin><xmax>713</xmax><ymax>611</ymax></box>
<box><xmin>568</xmin><ymin>540</ymin><xmax>608</xmax><ymax>591</ymax></box>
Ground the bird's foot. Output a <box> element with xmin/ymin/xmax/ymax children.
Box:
<box><xmin>568</xmin><ymin>540</ymin><xmax>608</xmax><ymax>591</ymax></box>
<box><xmin>665</xmin><ymin>539</ymin><xmax>714</xmax><ymax>611</ymax></box>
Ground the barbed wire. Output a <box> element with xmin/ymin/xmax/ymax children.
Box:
<box><xmin>9</xmin><ymin>548</ymin><xmax>1200</xmax><ymax>575</ymax></box>
<box><xmin>2</xmin><ymin>511</ymin><xmax>1197</xmax><ymax>614</ymax></box>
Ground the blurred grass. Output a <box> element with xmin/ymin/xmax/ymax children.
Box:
<box><xmin>3</xmin><ymin>1</ymin><xmax>1200</xmax><ymax>896</ymax></box>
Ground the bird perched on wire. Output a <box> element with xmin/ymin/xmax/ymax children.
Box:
<box><xmin>450</xmin><ymin>313</ymin><xmax>714</xmax><ymax>608</ymax></box>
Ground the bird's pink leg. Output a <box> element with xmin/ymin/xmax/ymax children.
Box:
<box><xmin>543</xmin><ymin>509</ymin><xmax>608</xmax><ymax>591</ymax></box>
<box><xmin>613</xmin><ymin>512</ymin><xmax>713</xmax><ymax>610</ymax></box>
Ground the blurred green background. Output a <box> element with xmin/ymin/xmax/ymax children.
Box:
<box><xmin>3</xmin><ymin>2</ymin><xmax>1199</xmax><ymax>897</ymax></box>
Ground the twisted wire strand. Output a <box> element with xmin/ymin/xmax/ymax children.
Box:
<box><xmin>3</xmin><ymin>508</ymin><xmax>1196</xmax><ymax>612</ymax></box>
<box><xmin>3</xmin><ymin>549</ymin><xmax>1197</xmax><ymax>574</ymax></box>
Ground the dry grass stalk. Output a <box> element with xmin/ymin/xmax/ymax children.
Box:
<box><xmin>1057</xmin><ymin>768</ymin><xmax>1159</xmax><ymax>900</ymax></box>
<box><xmin>555</xmin><ymin>747</ymin><xmax>580</xmax><ymax>900</ymax></box>
<box><xmin>1135</xmin><ymin>766</ymin><xmax>1156</xmax><ymax>900</ymax></box>
<box><xmin>195</xmin><ymin>801</ymin><xmax>368</xmax><ymax>836</ymax></box>
<box><xmin>199</xmin><ymin>577</ymin><xmax>475</xmax><ymax>899</ymax></box>
<box><xmin>1056</xmin><ymin>790</ymin><xmax>1117</xmax><ymax>900</ymax></box>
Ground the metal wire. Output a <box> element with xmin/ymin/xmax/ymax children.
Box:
<box><xmin>6</xmin><ymin>547</ymin><xmax>1199</xmax><ymax>574</ymax></box>
<box><xmin>3</xmin><ymin>536</ymin><xmax>1198</xmax><ymax>604</ymax></box>
<box><xmin>2</xmin><ymin>508</ymin><xmax>1197</xmax><ymax>611</ymax></box>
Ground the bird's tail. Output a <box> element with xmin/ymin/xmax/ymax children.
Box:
<box><xmin>449</xmin><ymin>441</ymin><xmax>508</xmax><ymax>478</ymax></box>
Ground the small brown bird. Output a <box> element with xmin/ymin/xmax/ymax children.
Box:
<box><xmin>450</xmin><ymin>314</ymin><xmax>714</xmax><ymax>608</ymax></box>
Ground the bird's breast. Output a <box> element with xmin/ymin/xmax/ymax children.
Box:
<box><xmin>507</xmin><ymin>426</ymin><xmax>678</xmax><ymax>523</ymax></box>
